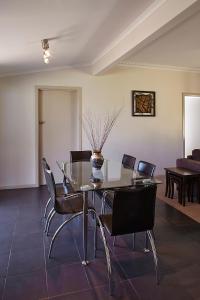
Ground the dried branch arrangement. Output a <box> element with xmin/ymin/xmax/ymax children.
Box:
<box><xmin>82</xmin><ymin>108</ymin><xmax>122</xmax><ymax>152</ymax></box>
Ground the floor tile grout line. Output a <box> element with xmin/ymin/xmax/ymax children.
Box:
<box><xmin>72</xmin><ymin>219</ymin><xmax>93</xmax><ymax>290</ymax></box>
<box><xmin>1</xmin><ymin>207</ymin><xmax>19</xmax><ymax>300</ymax></box>
<box><xmin>111</xmin><ymin>248</ymin><xmax>157</xmax><ymax>299</ymax></box>
<box><xmin>39</xmin><ymin>286</ymin><xmax>93</xmax><ymax>300</ymax></box>
<box><xmin>127</xmin><ymin>278</ymin><xmax>142</xmax><ymax>300</ymax></box>
<box><xmin>45</xmin><ymin>213</ymin><xmax>91</xmax><ymax>298</ymax></box>
<box><xmin>111</xmin><ymin>249</ymin><xmax>143</xmax><ymax>290</ymax></box>
<box><xmin>77</xmin><ymin>216</ymin><xmax>127</xmax><ymax>290</ymax></box>
<box><xmin>42</xmin><ymin>220</ymin><xmax>49</xmax><ymax>299</ymax></box>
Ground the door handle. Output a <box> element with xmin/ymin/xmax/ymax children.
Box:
<box><xmin>39</xmin><ymin>121</ymin><xmax>45</xmax><ymax>125</ymax></box>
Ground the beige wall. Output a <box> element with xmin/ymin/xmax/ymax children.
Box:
<box><xmin>0</xmin><ymin>66</ymin><xmax>200</xmax><ymax>188</ymax></box>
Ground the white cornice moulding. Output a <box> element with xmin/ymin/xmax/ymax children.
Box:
<box><xmin>0</xmin><ymin>65</ymin><xmax>75</xmax><ymax>79</ymax></box>
<box><xmin>91</xmin><ymin>0</ymin><xmax>200</xmax><ymax>75</ymax></box>
<box><xmin>118</xmin><ymin>62</ymin><xmax>200</xmax><ymax>74</ymax></box>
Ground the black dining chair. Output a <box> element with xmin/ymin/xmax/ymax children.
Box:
<box><xmin>56</xmin><ymin>160</ymin><xmax>75</xmax><ymax>195</ymax></box>
<box><xmin>43</xmin><ymin>158</ymin><xmax>76</xmax><ymax>235</ymax></box>
<box><xmin>70</xmin><ymin>150</ymin><xmax>92</xmax><ymax>162</ymax></box>
<box><xmin>43</xmin><ymin>162</ymin><xmax>96</xmax><ymax>259</ymax></box>
<box><xmin>122</xmin><ymin>153</ymin><xmax>136</xmax><ymax>170</ymax></box>
<box><xmin>101</xmin><ymin>158</ymin><xmax>156</xmax><ymax>248</ymax></box>
<box><xmin>136</xmin><ymin>160</ymin><xmax>156</xmax><ymax>247</ymax></box>
<box><xmin>70</xmin><ymin>150</ymin><xmax>95</xmax><ymax>206</ymax></box>
<box><xmin>42</xmin><ymin>158</ymin><xmax>66</xmax><ymax>230</ymax></box>
<box><xmin>101</xmin><ymin>153</ymin><xmax>136</xmax><ymax>212</ymax></box>
<box><xmin>42</xmin><ymin>158</ymin><xmax>53</xmax><ymax>220</ymax></box>
<box><xmin>95</xmin><ymin>185</ymin><xmax>159</xmax><ymax>294</ymax></box>
<box><xmin>137</xmin><ymin>160</ymin><xmax>156</xmax><ymax>178</ymax></box>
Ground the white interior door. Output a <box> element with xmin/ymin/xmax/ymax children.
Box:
<box><xmin>184</xmin><ymin>95</ymin><xmax>200</xmax><ymax>157</ymax></box>
<box><xmin>39</xmin><ymin>89</ymin><xmax>80</xmax><ymax>184</ymax></box>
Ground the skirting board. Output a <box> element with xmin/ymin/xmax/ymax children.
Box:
<box><xmin>0</xmin><ymin>184</ymin><xmax>38</xmax><ymax>190</ymax></box>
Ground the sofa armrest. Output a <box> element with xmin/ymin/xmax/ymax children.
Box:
<box><xmin>176</xmin><ymin>158</ymin><xmax>200</xmax><ymax>172</ymax></box>
<box><xmin>192</xmin><ymin>149</ymin><xmax>200</xmax><ymax>161</ymax></box>
<box><xmin>187</xmin><ymin>155</ymin><xmax>193</xmax><ymax>159</ymax></box>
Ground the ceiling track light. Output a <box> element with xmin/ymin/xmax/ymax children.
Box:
<box><xmin>41</xmin><ymin>39</ymin><xmax>51</xmax><ymax>64</ymax></box>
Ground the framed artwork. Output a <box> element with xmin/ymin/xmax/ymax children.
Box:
<box><xmin>132</xmin><ymin>90</ymin><xmax>155</xmax><ymax>116</ymax></box>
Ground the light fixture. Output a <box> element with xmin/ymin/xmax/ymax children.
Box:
<box><xmin>41</xmin><ymin>39</ymin><xmax>51</xmax><ymax>64</ymax></box>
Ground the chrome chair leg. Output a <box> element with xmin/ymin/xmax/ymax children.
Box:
<box><xmin>147</xmin><ymin>230</ymin><xmax>159</xmax><ymax>284</ymax></box>
<box><xmin>94</xmin><ymin>217</ymin><xmax>98</xmax><ymax>258</ymax></box>
<box><xmin>101</xmin><ymin>198</ymin><xmax>105</xmax><ymax>214</ymax></box>
<box><xmin>46</xmin><ymin>210</ymin><xmax>56</xmax><ymax>235</ymax></box>
<box><xmin>49</xmin><ymin>208</ymin><xmax>96</xmax><ymax>259</ymax></box>
<box><xmin>88</xmin><ymin>208</ymin><xmax>97</xmax><ymax>259</ymax></box>
<box><xmin>44</xmin><ymin>197</ymin><xmax>51</xmax><ymax>218</ymax></box>
<box><xmin>101</xmin><ymin>191</ymin><xmax>109</xmax><ymax>214</ymax></box>
<box><xmin>144</xmin><ymin>231</ymin><xmax>150</xmax><ymax>253</ymax></box>
<box><xmin>48</xmin><ymin>211</ymin><xmax>83</xmax><ymax>258</ymax></box>
<box><xmin>96</xmin><ymin>216</ymin><xmax>113</xmax><ymax>295</ymax></box>
<box><xmin>44</xmin><ymin>207</ymin><xmax>55</xmax><ymax>232</ymax></box>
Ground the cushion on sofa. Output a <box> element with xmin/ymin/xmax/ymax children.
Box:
<box><xmin>192</xmin><ymin>149</ymin><xmax>200</xmax><ymax>161</ymax></box>
<box><xmin>176</xmin><ymin>158</ymin><xmax>200</xmax><ymax>172</ymax></box>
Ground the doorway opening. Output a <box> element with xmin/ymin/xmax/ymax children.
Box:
<box><xmin>35</xmin><ymin>86</ymin><xmax>82</xmax><ymax>186</ymax></box>
<box><xmin>183</xmin><ymin>93</ymin><xmax>200</xmax><ymax>157</ymax></box>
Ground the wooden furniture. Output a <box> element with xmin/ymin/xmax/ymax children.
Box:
<box><xmin>164</xmin><ymin>167</ymin><xmax>200</xmax><ymax>206</ymax></box>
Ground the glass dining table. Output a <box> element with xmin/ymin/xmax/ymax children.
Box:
<box><xmin>57</xmin><ymin>159</ymin><xmax>160</xmax><ymax>265</ymax></box>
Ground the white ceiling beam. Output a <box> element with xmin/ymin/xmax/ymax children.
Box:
<box><xmin>91</xmin><ymin>0</ymin><xmax>200</xmax><ymax>75</ymax></box>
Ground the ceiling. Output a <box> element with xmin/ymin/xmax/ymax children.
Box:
<box><xmin>122</xmin><ymin>4</ymin><xmax>200</xmax><ymax>71</ymax></box>
<box><xmin>0</xmin><ymin>0</ymin><xmax>200</xmax><ymax>77</ymax></box>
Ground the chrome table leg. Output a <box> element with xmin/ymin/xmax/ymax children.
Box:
<box><xmin>82</xmin><ymin>190</ymin><xmax>89</xmax><ymax>265</ymax></box>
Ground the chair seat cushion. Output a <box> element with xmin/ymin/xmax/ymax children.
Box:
<box><xmin>55</xmin><ymin>194</ymin><xmax>84</xmax><ymax>214</ymax></box>
<box><xmin>55</xmin><ymin>185</ymin><xmax>66</xmax><ymax>196</ymax></box>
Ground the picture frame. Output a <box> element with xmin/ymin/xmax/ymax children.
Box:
<box><xmin>132</xmin><ymin>90</ymin><xmax>155</xmax><ymax>116</ymax></box>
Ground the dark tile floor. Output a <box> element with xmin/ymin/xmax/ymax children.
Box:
<box><xmin>0</xmin><ymin>187</ymin><xmax>200</xmax><ymax>299</ymax></box>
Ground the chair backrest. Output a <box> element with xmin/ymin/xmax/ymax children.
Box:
<box><xmin>43</xmin><ymin>167</ymin><xmax>57</xmax><ymax>206</ymax></box>
<box><xmin>56</xmin><ymin>161</ymin><xmax>74</xmax><ymax>194</ymax></box>
<box><xmin>41</xmin><ymin>158</ymin><xmax>51</xmax><ymax>191</ymax></box>
<box><xmin>111</xmin><ymin>185</ymin><xmax>157</xmax><ymax>236</ymax></box>
<box><xmin>122</xmin><ymin>154</ymin><xmax>136</xmax><ymax>170</ymax></box>
<box><xmin>137</xmin><ymin>160</ymin><xmax>156</xmax><ymax>177</ymax></box>
<box><xmin>70</xmin><ymin>150</ymin><xmax>92</xmax><ymax>163</ymax></box>
<box><xmin>42</xmin><ymin>157</ymin><xmax>50</xmax><ymax>170</ymax></box>
<box><xmin>62</xmin><ymin>174</ymin><xmax>74</xmax><ymax>194</ymax></box>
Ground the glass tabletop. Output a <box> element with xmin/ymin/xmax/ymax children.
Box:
<box><xmin>57</xmin><ymin>159</ymin><xmax>159</xmax><ymax>192</ymax></box>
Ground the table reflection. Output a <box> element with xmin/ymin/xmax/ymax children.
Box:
<box><xmin>58</xmin><ymin>159</ymin><xmax>145</xmax><ymax>192</ymax></box>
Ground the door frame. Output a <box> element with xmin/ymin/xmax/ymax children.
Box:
<box><xmin>182</xmin><ymin>92</ymin><xmax>200</xmax><ymax>157</ymax></box>
<box><xmin>35</xmin><ymin>85</ymin><xmax>82</xmax><ymax>187</ymax></box>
